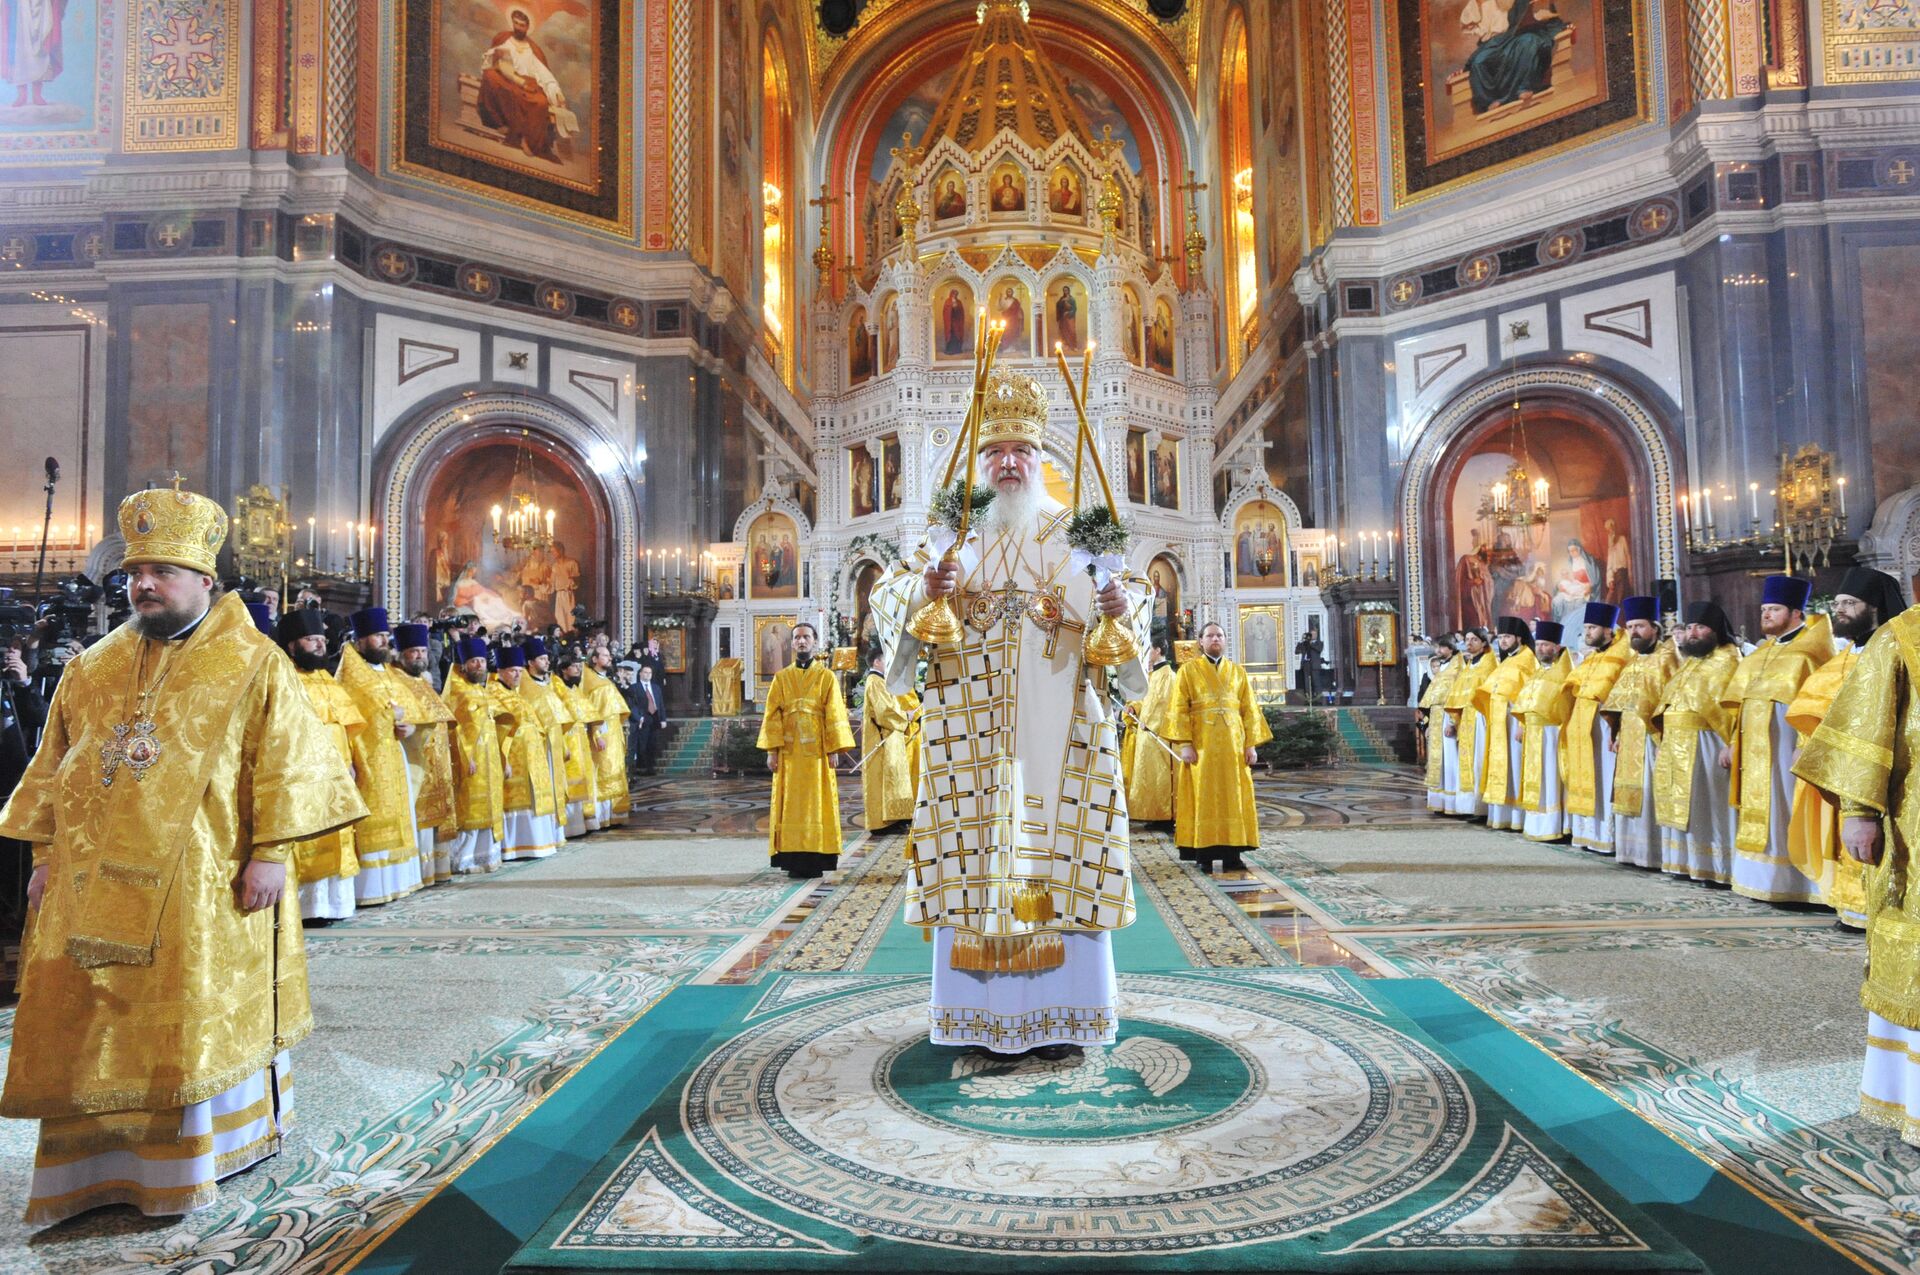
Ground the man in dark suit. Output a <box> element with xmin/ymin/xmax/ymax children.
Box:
<box><xmin>631</xmin><ymin>664</ymin><xmax>666</xmax><ymax>775</ymax></box>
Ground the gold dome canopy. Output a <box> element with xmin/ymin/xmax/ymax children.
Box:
<box><xmin>917</xmin><ymin>1</ymin><xmax>1099</xmax><ymax>160</ymax></box>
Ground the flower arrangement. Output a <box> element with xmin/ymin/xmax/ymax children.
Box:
<box><xmin>928</xmin><ymin>479</ymin><xmax>996</xmax><ymax>532</ymax></box>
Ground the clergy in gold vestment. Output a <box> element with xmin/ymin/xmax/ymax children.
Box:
<box><xmin>394</xmin><ymin>623</ymin><xmax>459</xmax><ymax>885</ymax></box>
<box><xmin>0</xmin><ymin>487</ymin><xmax>363</xmax><ymax>1226</ymax></box>
<box><xmin>1653</xmin><ymin>601</ymin><xmax>1741</xmax><ymax>884</ymax></box>
<box><xmin>872</xmin><ymin>371</ymin><xmax>1150</xmax><ymax>1054</ymax></box>
<box><xmin>1516</xmin><ymin>621</ymin><xmax>1576</xmax><ymax>843</ymax></box>
<box><xmin>495</xmin><ymin>646</ymin><xmax>564</xmax><ymax>859</ymax></box>
<box><xmin>861</xmin><ymin>657</ymin><xmax>918</xmax><ymax>831</ymax></box>
<box><xmin>583</xmin><ymin>649</ymin><xmax>633</xmax><ymax>826</ymax></box>
<box><xmin>1167</xmin><ymin>622</ymin><xmax>1273</xmax><ymax>873</ymax></box>
<box><xmin>1565</xmin><ymin>603</ymin><xmax>1630</xmax><ymax>854</ymax></box>
<box><xmin>1476</xmin><ymin>617</ymin><xmax>1539</xmax><ymax>831</ymax></box>
<box><xmin>1786</xmin><ymin>570</ymin><xmax>1906</xmax><ymax>928</ymax></box>
<box><xmin>1126</xmin><ymin>645</ymin><xmax>1177</xmax><ymax>823</ymax></box>
<box><xmin>1723</xmin><ymin>577</ymin><xmax>1832</xmax><ymax>904</ymax></box>
<box><xmin>276</xmin><ymin>609</ymin><xmax>366</xmax><ymax>920</ymax></box>
<box><xmin>758</xmin><ymin>622</ymin><xmax>855</xmax><ymax>875</ymax></box>
<box><xmin>1600</xmin><ymin>597</ymin><xmax>1676</xmax><ymax>869</ymax></box>
<box><xmin>516</xmin><ymin>638</ymin><xmax>575</xmax><ymax>853</ymax></box>
<box><xmin>337</xmin><ymin>610</ymin><xmax>439</xmax><ymax>905</ymax></box>
<box><xmin>556</xmin><ymin>650</ymin><xmax>605</xmax><ymax>835</ymax></box>
<box><xmin>710</xmin><ymin>656</ymin><xmax>744</xmax><ymax>716</ymax></box>
<box><xmin>1418</xmin><ymin>640</ymin><xmax>1461</xmax><ymax>812</ymax></box>
<box><xmin>1791</xmin><ymin>603</ymin><xmax>1920</xmax><ymax>1145</ymax></box>
<box><xmin>1443</xmin><ymin>630</ymin><xmax>1496</xmax><ymax>817</ymax></box>
<box><xmin>441</xmin><ymin>635</ymin><xmax>512</xmax><ymax>874</ymax></box>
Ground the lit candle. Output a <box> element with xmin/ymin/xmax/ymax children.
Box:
<box><xmin>1837</xmin><ymin>476</ymin><xmax>1847</xmax><ymax>519</ymax></box>
<box><xmin>307</xmin><ymin>515</ymin><xmax>317</xmax><ymax>558</ymax></box>
<box><xmin>674</xmin><ymin>547</ymin><xmax>683</xmax><ymax>590</ymax></box>
<box><xmin>86</xmin><ymin>522</ymin><xmax>95</xmax><ymax>545</ymax></box>
<box><xmin>9</xmin><ymin>526</ymin><xmax>18</xmax><ymax>553</ymax></box>
<box><xmin>490</xmin><ymin>504</ymin><xmax>502</xmax><ymax>536</ymax></box>
<box><xmin>1388</xmin><ymin>530</ymin><xmax>1398</xmax><ymax>578</ymax></box>
<box><xmin>329</xmin><ymin>523</ymin><xmax>338</xmax><ymax>571</ymax></box>
<box><xmin>1533</xmin><ymin>478</ymin><xmax>1549</xmax><ymax>509</ymax></box>
<box><xmin>545</xmin><ymin>508</ymin><xmax>555</xmax><ymax>538</ymax></box>
<box><xmin>1749</xmin><ymin>482</ymin><xmax>1760</xmax><ymax>523</ymax></box>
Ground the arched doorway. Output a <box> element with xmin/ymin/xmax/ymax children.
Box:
<box><xmin>376</xmin><ymin>395</ymin><xmax>640</xmax><ymax>638</ymax></box>
<box><xmin>1426</xmin><ymin>397</ymin><xmax>1654</xmax><ymax>635</ymax></box>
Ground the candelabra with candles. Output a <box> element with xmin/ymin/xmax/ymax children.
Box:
<box><xmin>1322</xmin><ymin>531</ymin><xmax>1400</xmax><ymax>587</ymax></box>
<box><xmin>293</xmin><ymin>517</ymin><xmax>379</xmax><ymax>586</ymax></box>
<box><xmin>642</xmin><ymin>545</ymin><xmax>721</xmax><ymax>600</ymax></box>
<box><xmin>1682</xmin><ymin>445</ymin><xmax>1850</xmax><ymax>567</ymax></box>
<box><xmin>0</xmin><ymin>522</ymin><xmax>95</xmax><ymax>577</ymax></box>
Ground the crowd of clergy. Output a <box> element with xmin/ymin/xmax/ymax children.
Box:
<box><xmin>1416</xmin><ymin>567</ymin><xmax>1920</xmax><ymax>1147</ymax></box>
<box><xmin>271</xmin><ymin>607</ymin><xmax>636</xmax><ymax>923</ymax></box>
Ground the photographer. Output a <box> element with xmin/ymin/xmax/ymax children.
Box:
<box><xmin>1</xmin><ymin>641</ymin><xmax>48</xmax><ymax>936</ymax></box>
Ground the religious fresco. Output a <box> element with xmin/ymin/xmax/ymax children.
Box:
<box><xmin>1147</xmin><ymin>554</ymin><xmax>1181</xmax><ymax>638</ymax></box>
<box><xmin>747</xmin><ymin>508</ymin><xmax>800</xmax><ymax>599</ymax></box>
<box><xmin>847</xmin><ymin>305</ymin><xmax>873</xmax><ymax>386</ymax></box>
<box><xmin>931</xmin><ymin>166</ymin><xmax>968</xmax><ymax>222</ymax></box>
<box><xmin>1386</xmin><ymin>0</ymin><xmax>1648</xmax><ymax>202</ymax></box>
<box><xmin>1253</xmin><ymin>1</ymin><xmax>1304</xmax><ymax>292</ymax></box>
<box><xmin>877</xmin><ymin>293</ymin><xmax>899</xmax><ymax>373</ymax></box>
<box><xmin>1121</xmin><ymin>286</ymin><xmax>1145</xmax><ymax>367</ymax></box>
<box><xmin>1045</xmin><ymin>276</ymin><xmax>1088</xmax><ymax>355</ymax></box>
<box><xmin>1150</xmin><ymin>435</ymin><xmax>1180</xmax><ymax>510</ymax></box>
<box><xmin>1443</xmin><ymin>422</ymin><xmax>1635</xmax><ymax>632</ymax></box>
<box><xmin>1859</xmin><ymin>243</ymin><xmax>1920</xmax><ymax>504</ymax></box>
<box><xmin>397</xmin><ymin>0</ymin><xmax>630</xmax><ymax>233</ymax></box>
<box><xmin>1146</xmin><ymin>296</ymin><xmax>1177</xmax><ymax>377</ymax></box>
<box><xmin>1125</xmin><ymin>430</ymin><xmax>1148</xmax><ymax>505</ymax></box>
<box><xmin>1239</xmin><ymin>604</ymin><xmax>1285</xmax><ymax>671</ymax></box>
<box><xmin>712</xmin><ymin>0</ymin><xmax>751</xmax><ymax>291</ymax></box>
<box><xmin>880</xmin><ymin>434</ymin><xmax>902</xmax><ymax>511</ymax></box>
<box><xmin>126</xmin><ymin>0</ymin><xmax>237</xmax><ymax>152</ymax></box>
<box><xmin>987</xmin><ymin>160</ymin><xmax>1027</xmax><ymax>214</ymax></box>
<box><xmin>932</xmin><ymin>279</ymin><xmax>977</xmax><ymax>361</ymax></box>
<box><xmin>988</xmin><ymin>277</ymin><xmax>1032</xmax><ymax>358</ymax></box>
<box><xmin>416</xmin><ymin>438</ymin><xmax>600</xmax><ymax>627</ymax></box>
<box><xmin>0</xmin><ymin>0</ymin><xmax>109</xmax><ymax>156</ymax></box>
<box><xmin>851</xmin><ymin>560</ymin><xmax>883</xmax><ymax>654</ymax></box>
<box><xmin>849</xmin><ymin>446</ymin><xmax>878</xmax><ymax>520</ymax></box>
<box><xmin>753</xmin><ymin>614</ymin><xmax>794</xmax><ymax>682</ymax></box>
<box><xmin>1824</xmin><ymin>0</ymin><xmax>1920</xmax><ymax>84</ymax></box>
<box><xmin>1047</xmin><ymin>163</ymin><xmax>1085</xmax><ymax>217</ymax></box>
<box><xmin>1233</xmin><ymin>500</ymin><xmax>1290</xmax><ymax>589</ymax></box>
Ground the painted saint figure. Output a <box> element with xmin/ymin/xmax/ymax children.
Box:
<box><xmin>1462</xmin><ymin>0</ymin><xmax>1566</xmax><ymax>114</ymax></box>
<box><xmin>2</xmin><ymin>0</ymin><xmax>66</xmax><ymax>108</ymax></box>
<box><xmin>476</xmin><ymin>8</ymin><xmax>574</xmax><ymax>163</ymax></box>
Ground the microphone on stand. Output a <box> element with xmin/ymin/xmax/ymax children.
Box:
<box><xmin>32</xmin><ymin>456</ymin><xmax>60</xmax><ymax>604</ymax></box>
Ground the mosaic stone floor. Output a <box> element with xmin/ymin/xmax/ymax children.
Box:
<box><xmin>0</xmin><ymin>765</ymin><xmax>1913</xmax><ymax>1274</ymax></box>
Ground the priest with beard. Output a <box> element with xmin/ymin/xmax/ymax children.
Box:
<box><xmin>335</xmin><ymin>610</ymin><xmax>432</xmax><ymax>906</ymax></box>
<box><xmin>1563</xmin><ymin>602</ymin><xmax>1631</xmax><ymax>855</ymax></box>
<box><xmin>439</xmin><ymin>635</ymin><xmax>513</xmax><ymax>875</ymax></box>
<box><xmin>1515</xmin><ymin>619</ymin><xmax>1576</xmax><ymax>842</ymax></box>
<box><xmin>1653</xmin><ymin>601</ymin><xmax>1741</xmax><ymax>884</ymax></box>
<box><xmin>394</xmin><ymin>623</ymin><xmax>459</xmax><ymax>886</ymax></box>
<box><xmin>1722</xmin><ymin>576</ymin><xmax>1833</xmax><ymax>904</ymax></box>
<box><xmin>872</xmin><ymin>369</ymin><xmax>1149</xmax><ymax>1056</ymax></box>
<box><xmin>514</xmin><ymin>637</ymin><xmax>575</xmax><ymax>853</ymax></box>
<box><xmin>1416</xmin><ymin>636</ymin><xmax>1460</xmax><ymax>813</ymax></box>
<box><xmin>1475</xmin><ymin>616</ymin><xmax>1538</xmax><ymax>831</ymax></box>
<box><xmin>1166</xmin><ymin>621</ymin><xmax>1272</xmax><ymax>873</ymax></box>
<box><xmin>1442</xmin><ymin>628</ymin><xmax>1496</xmax><ymax>818</ymax></box>
<box><xmin>1787</xmin><ymin>568</ymin><xmax>1906</xmax><ymax>927</ymax></box>
<box><xmin>494</xmin><ymin>645</ymin><xmax>563</xmax><ymax>861</ymax></box>
<box><xmin>1601</xmin><ymin>597</ymin><xmax>1677</xmax><ymax>869</ymax></box>
<box><xmin>277</xmin><ymin>610</ymin><xmax>367</xmax><ymax>920</ymax></box>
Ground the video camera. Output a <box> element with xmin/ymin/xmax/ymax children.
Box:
<box><xmin>570</xmin><ymin>604</ymin><xmax>608</xmax><ymax>636</ymax></box>
<box><xmin>36</xmin><ymin>574</ymin><xmax>102</xmax><ymax>643</ymax></box>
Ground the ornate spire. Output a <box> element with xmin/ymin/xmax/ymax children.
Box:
<box><xmin>916</xmin><ymin>1</ymin><xmax>1098</xmax><ymax>159</ymax></box>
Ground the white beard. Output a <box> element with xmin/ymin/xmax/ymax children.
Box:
<box><xmin>984</xmin><ymin>478</ymin><xmax>1043</xmax><ymax>540</ymax></box>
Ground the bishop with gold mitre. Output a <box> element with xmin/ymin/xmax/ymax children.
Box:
<box><xmin>873</xmin><ymin>369</ymin><xmax>1151</xmax><ymax>1057</ymax></box>
<box><xmin>758</xmin><ymin>621</ymin><xmax>855</xmax><ymax>874</ymax></box>
<box><xmin>0</xmin><ymin>484</ymin><xmax>364</xmax><ymax>1227</ymax></box>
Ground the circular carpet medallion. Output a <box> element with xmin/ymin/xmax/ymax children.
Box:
<box><xmin>685</xmin><ymin>974</ymin><xmax>1475</xmax><ymax>1252</ymax></box>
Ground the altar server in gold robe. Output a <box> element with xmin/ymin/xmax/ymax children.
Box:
<box><xmin>710</xmin><ymin>656</ymin><xmax>744</xmax><ymax>716</ymax></box>
<box><xmin>1168</xmin><ymin>620</ymin><xmax>1273</xmax><ymax>873</ymax></box>
<box><xmin>1443</xmin><ymin>629</ymin><xmax>1496</xmax><ymax>817</ymax></box>
<box><xmin>441</xmin><ymin>636</ymin><xmax>511</xmax><ymax>874</ymax></box>
<box><xmin>860</xmin><ymin>651</ymin><xmax>918</xmax><ymax>831</ymax></box>
<box><xmin>872</xmin><ymin>374</ymin><xmax>1151</xmax><ymax>1054</ymax></box>
<box><xmin>556</xmin><ymin>648</ymin><xmax>604</xmax><ymax>835</ymax></box>
<box><xmin>1418</xmin><ymin>637</ymin><xmax>1460</xmax><ymax>812</ymax></box>
<box><xmin>1723</xmin><ymin>576</ymin><xmax>1832</xmax><ymax>904</ymax></box>
<box><xmin>337</xmin><ymin>609</ymin><xmax>435</xmax><ymax>905</ymax></box>
<box><xmin>759</xmin><ymin>622</ymin><xmax>854</xmax><ymax>875</ymax></box>
<box><xmin>1654</xmin><ymin>601</ymin><xmax>1741</xmax><ymax>884</ymax></box>
<box><xmin>277</xmin><ymin>610</ymin><xmax>366</xmax><ymax>919</ymax></box>
<box><xmin>516</xmin><ymin>636</ymin><xmax>575</xmax><ymax>850</ymax></box>
<box><xmin>495</xmin><ymin>646</ymin><xmax>564</xmax><ymax>860</ymax></box>
<box><xmin>1516</xmin><ymin>620</ymin><xmax>1577</xmax><ymax>842</ymax></box>
<box><xmin>394</xmin><ymin>623</ymin><xmax>459</xmax><ymax>885</ymax></box>
<box><xmin>1601</xmin><ymin>598</ymin><xmax>1676</xmax><ymax>869</ymax></box>
<box><xmin>0</xmin><ymin>485</ymin><xmax>363</xmax><ymax>1226</ymax></box>
<box><xmin>1791</xmin><ymin>598</ymin><xmax>1920</xmax><ymax>1145</ymax></box>
<box><xmin>1477</xmin><ymin>616</ymin><xmax>1539</xmax><ymax>831</ymax></box>
<box><xmin>1126</xmin><ymin>640</ymin><xmax>1178</xmax><ymax>824</ymax></box>
<box><xmin>1565</xmin><ymin>603</ymin><xmax>1631</xmax><ymax>854</ymax></box>
<box><xmin>583</xmin><ymin>646</ymin><xmax>632</xmax><ymax>827</ymax></box>
<box><xmin>1786</xmin><ymin>569</ymin><xmax>1905</xmax><ymax>927</ymax></box>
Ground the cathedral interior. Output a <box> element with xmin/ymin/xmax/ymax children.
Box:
<box><xmin>3</xmin><ymin>0</ymin><xmax>1920</xmax><ymax>1271</ymax></box>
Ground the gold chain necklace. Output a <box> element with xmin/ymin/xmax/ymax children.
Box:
<box><xmin>100</xmin><ymin>636</ymin><xmax>183</xmax><ymax>787</ymax></box>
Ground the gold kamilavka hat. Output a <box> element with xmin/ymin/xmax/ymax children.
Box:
<box><xmin>118</xmin><ymin>481</ymin><xmax>228</xmax><ymax>576</ymax></box>
<box><xmin>975</xmin><ymin>370</ymin><xmax>1047</xmax><ymax>450</ymax></box>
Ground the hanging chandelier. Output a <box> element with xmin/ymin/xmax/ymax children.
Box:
<box><xmin>489</xmin><ymin>431</ymin><xmax>555</xmax><ymax>557</ymax></box>
<box><xmin>1478</xmin><ymin>334</ymin><xmax>1550</xmax><ymax>550</ymax></box>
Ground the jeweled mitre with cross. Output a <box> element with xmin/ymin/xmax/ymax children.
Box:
<box><xmin>873</xmin><ymin>499</ymin><xmax>1152</xmax><ymax>941</ymax></box>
